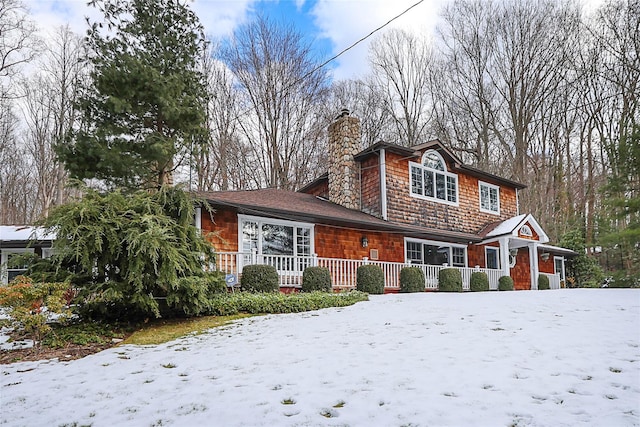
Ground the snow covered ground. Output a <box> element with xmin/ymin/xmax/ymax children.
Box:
<box><xmin>1</xmin><ymin>289</ymin><xmax>639</xmax><ymax>427</ymax></box>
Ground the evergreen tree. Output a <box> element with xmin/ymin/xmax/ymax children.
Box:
<box><xmin>599</xmin><ymin>124</ymin><xmax>640</xmax><ymax>280</ymax></box>
<box><xmin>57</xmin><ymin>0</ymin><xmax>208</xmax><ymax>190</ymax></box>
<box><xmin>560</xmin><ymin>229</ymin><xmax>604</xmax><ymax>288</ymax></box>
<box><xmin>38</xmin><ymin>186</ymin><xmax>224</xmax><ymax>320</ymax></box>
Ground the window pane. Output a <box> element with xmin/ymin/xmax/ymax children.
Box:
<box><xmin>452</xmin><ymin>247</ymin><xmax>465</xmax><ymax>267</ymax></box>
<box><xmin>262</xmin><ymin>224</ymin><xmax>294</xmax><ymax>255</ymax></box>
<box><xmin>486</xmin><ymin>248</ymin><xmax>499</xmax><ymax>269</ymax></box>
<box><xmin>435</xmin><ymin>173</ymin><xmax>446</xmax><ymax>200</ymax></box>
<box><xmin>241</xmin><ymin>221</ymin><xmax>258</xmax><ymax>252</ymax></box>
<box><xmin>423</xmin><ymin>152</ymin><xmax>445</xmax><ymax>171</ymax></box>
<box><xmin>296</xmin><ymin>227</ymin><xmax>311</xmax><ymax>256</ymax></box>
<box><xmin>489</xmin><ymin>188</ymin><xmax>498</xmax><ymax>211</ymax></box>
<box><xmin>424</xmin><ymin>245</ymin><xmax>448</xmax><ymax>265</ymax></box>
<box><xmin>406</xmin><ymin>242</ymin><xmax>422</xmax><ymax>264</ymax></box>
<box><xmin>554</xmin><ymin>258</ymin><xmax>564</xmax><ymax>280</ymax></box>
<box><xmin>424</xmin><ymin>170</ymin><xmax>434</xmax><ymax>197</ymax></box>
<box><xmin>411</xmin><ymin>166</ymin><xmax>423</xmax><ymax>195</ymax></box>
<box><xmin>447</xmin><ymin>176</ymin><xmax>457</xmax><ymax>203</ymax></box>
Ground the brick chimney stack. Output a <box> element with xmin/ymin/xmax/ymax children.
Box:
<box><xmin>328</xmin><ymin>109</ymin><xmax>361</xmax><ymax>210</ymax></box>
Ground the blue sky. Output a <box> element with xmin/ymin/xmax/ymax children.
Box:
<box><xmin>27</xmin><ymin>0</ymin><xmax>443</xmax><ymax>80</ymax></box>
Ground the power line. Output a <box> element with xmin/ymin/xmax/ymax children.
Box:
<box><xmin>302</xmin><ymin>0</ymin><xmax>426</xmax><ymax>82</ymax></box>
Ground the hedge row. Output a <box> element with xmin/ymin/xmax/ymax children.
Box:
<box><xmin>208</xmin><ymin>291</ymin><xmax>369</xmax><ymax>316</ymax></box>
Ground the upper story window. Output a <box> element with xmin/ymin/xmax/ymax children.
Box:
<box><xmin>409</xmin><ymin>150</ymin><xmax>458</xmax><ymax>205</ymax></box>
<box><xmin>479</xmin><ymin>181</ymin><xmax>500</xmax><ymax>214</ymax></box>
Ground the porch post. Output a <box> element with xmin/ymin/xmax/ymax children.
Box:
<box><xmin>530</xmin><ymin>242</ymin><xmax>539</xmax><ymax>290</ymax></box>
<box><xmin>500</xmin><ymin>237</ymin><xmax>510</xmax><ymax>278</ymax></box>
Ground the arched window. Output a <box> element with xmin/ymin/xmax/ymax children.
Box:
<box><xmin>409</xmin><ymin>150</ymin><xmax>458</xmax><ymax>204</ymax></box>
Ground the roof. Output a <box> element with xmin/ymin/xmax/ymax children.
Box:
<box><xmin>0</xmin><ymin>226</ymin><xmax>55</xmax><ymax>248</ymax></box>
<box><xmin>479</xmin><ymin>214</ymin><xmax>549</xmax><ymax>244</ymax></box>
<box><xmin>351</xmin><ymin>139</ymin><xmax>527</xmax><ymax>190</ymax></box>
<box><xmin>198</xmin><ymin>189</ymin><xmax>480</xmax><ymax>244</ymax></box>
<box><xmin>538</xmin><ymin>244</ymin><xmax>578</xmax><ymax>257</ymax></box>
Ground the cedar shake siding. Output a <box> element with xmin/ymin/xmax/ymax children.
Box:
<box><xmin>383</xmin><ymin>150</ymin><xmax>518</xmax><ymax>235</ymax></box>
<box><xmin>360</xmin><ymin>155</ymin><xmax>382</xmax><ymax>218</ymax></box>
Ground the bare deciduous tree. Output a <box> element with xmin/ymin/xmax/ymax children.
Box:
<box><xmin>369</xmin><ymin>29</ymin><xmax>434</xmax><ymax>147</ymax></box>
<box><xmin>220</xmin><ymin>16</ymin><xmax>330</xmax><ymax>190</ymax></box>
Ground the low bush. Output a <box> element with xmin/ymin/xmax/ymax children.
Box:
<box><xmin>470</xmin><ymin>271</ymin><xmax>490</xmax><ymax>292</ymax></box>
<box><xmin>400</xmin><ymin>267</ymin><xmax>425</xmax><ymax>293</ymax></box>
<box><xmin>498</xmin><ymin>275</ymin><xmax>514</xmax><ymax>291</ymax></box>
<box><xmin>165</xmin><ymin>272</ymin><xmax>227</xmax><ymax>316</ymax></box>
<box><xmin>302</xmin><ymin>267</ymin><xmax>332</xmax><ymax>292</ymax></box>
<box><xmin>537</xmin><ymin>274</ymin><xmax>550</xmax><ymax>290</ymax></box>
<box><xmin>356</xmin><ymin>265</ymin><xmax>384</xmax><ymax>294</ymax></box>
<box><xmin>240</xmin><ymin>265</ymin><xmax>279</xmax><ymax>293</ymax></box>
<box><xmin>207</xmin><ymin>291</ymin><xmax>369</xmax><ymax>316</ymax></box>
<box><xmin>438</xmin><ymin>268</ymin><xmax>462</xmax><ymax>292</ymax></box>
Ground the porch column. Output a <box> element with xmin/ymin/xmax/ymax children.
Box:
<box><xmin>500</xmin><ymin>237</ymin><xmax>510</xmax><ymax>278</ymax></box>
<box><xmin>529</xmin><ymin>242</ymin><xmax>539</xmax><ymax>290</ymax></box>
<box><xmin>194</xmin><ymin>207</ymin><xmax>202</xmax><ymax>234</ymax></box>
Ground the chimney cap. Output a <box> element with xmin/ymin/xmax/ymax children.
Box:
<box><xmin>336</xmin><ymin>108</ymin><xmax>350</xmax><ymax>119</ymax></box>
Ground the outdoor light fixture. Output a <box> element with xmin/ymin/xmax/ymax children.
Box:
<box><xmin>361</xmin><ymin>236</ymin><xmax>369</xmax><ymax>248</ymax></box>
<box><xmin>509</xmin><ymin>248</ymin><xmax>518</xmax><ymax>257</ymax></box>
<box><xmin>541</xmin><ymin>252</ymin><xmax>550</xmax><ymax>261</ymax></box>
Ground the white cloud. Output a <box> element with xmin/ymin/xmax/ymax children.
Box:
<box><xmin>311</xmin><ymin>0</ymin><xmax>445</xmax><ymax>80</ymax></box>
<box><xmin>192</xmin><ymin>0</ymin><xmax>255</xmax><ymax>39</ymax></box>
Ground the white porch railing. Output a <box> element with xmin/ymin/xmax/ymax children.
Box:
<box><xmin>213</xmin><ymin>252</ymin><xmax>503</xmax><ymax>291</ymax></box>
<box><xmin>540</xmin><ymin>272</ymin><xmax>562</xmax><ymax>290</ymax></box>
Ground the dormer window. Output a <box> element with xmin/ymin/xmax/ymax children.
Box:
<box><xmin>409</xmin><ymin>150</ymin><xmax>458</xmax><ymax>204</ymax></box>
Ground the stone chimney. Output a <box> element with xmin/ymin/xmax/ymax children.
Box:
<box><xmin>328</xmin><ymin>109</ymin><xmax>361</xmax><ymax>210</ymax></box>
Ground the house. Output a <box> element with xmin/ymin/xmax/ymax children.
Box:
<box><xmin>197</xmin><ymin>110</ymin><xmax>574</xmax><ymax>291</ymax></box>
<box><xmin>0</xmin><ymin>226</ymin><xmax>54</xmax><ymax>285</ymax></box>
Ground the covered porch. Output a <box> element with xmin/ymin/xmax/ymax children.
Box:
<box><xmin>213</xmin><ymin>252</ymin><xmax>562</xmax><ymax>292</ymax></box>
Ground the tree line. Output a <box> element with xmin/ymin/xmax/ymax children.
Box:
<box><xmin>0</xmin><ymin>0</ymin><xmax>637</xmax><ymax>277</ymax></box>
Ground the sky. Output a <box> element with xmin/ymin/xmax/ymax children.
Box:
<box><xmin>2</xmin><ymin>289</ymin><xmax>639</xmax><ymax>426</ymax></box>
<box><xmin>25</xmin><ymin>0</ymin><xmax>448</xmax><ymax>80</ymax></box>
<box><xmin>25</xmin><ymin>0</ymin><xmax>607</xmax><ymax>80</ymax></box>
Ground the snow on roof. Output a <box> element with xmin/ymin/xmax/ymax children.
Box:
<box><xmin>486</xmin><ymin>214</ymin><xmax>527</xmax><ymax>237</ymax></box>
<box><xmin>0</xmin><ymin>226</ymin><xmax>55</xmax><ymax>242</ymax></box>
<box><xmin>538</xmin><ymin>243</ymin><xmax>578</xmax><ymax>256</ymax></box>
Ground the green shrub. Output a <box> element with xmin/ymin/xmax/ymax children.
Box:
<box><xmin>165</xmin><ymin>272</ymin><xmax>226</xmax><ymax>316</ymax></box>
<box><xmin>208</xmin><ymin>291</ymin><xmax>369</xmax><ymax>315</ymax></box>
<box><xmin>400</xmin><ymin>267</ymin><xmax>425</xmax><ymax>293</ymax></box>
<box><xmin>302</xmin><ymin>267</ymin><xmax>332</xmax><ymax>292</ymax></box>
<box><xmin>498</xmin><ymin>275</ymin><xmax>514</xmax><ymax>291</ymax></box>
<box><xmin>37</xmin><ymin>186</ymin><xmax>219</xmax><ymax>321</ymax></box>
<box><xmin>438</xmin><ymin>268</ymin><xmax>462</xmax><ymax>292</ymax></box>
<box><xmin>470</xmin><ymin>271</ymin><xmax>489</xmax><ymax>292</ymax></box>
<box><xmin>356</xmin><ymin>265</ymin><xmax>385</xmax><ymax>294</ymax></box>
<box><xmin>537</xmin><ymin>274</ymin><xmax>550</xmax><ymax>290</ymax></box>
<box><xmin>240</xmin><ymin>265</ymin><xmax>279</xmax><ymax>292</ymax></box>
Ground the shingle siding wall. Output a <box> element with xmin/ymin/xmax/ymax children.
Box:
<box><xmin>360</xmin><ymin>155</ymin><xmax>381</xmax><ymax>218</ymax></box>
<box><xmin>382</xmin><ymin>151</ymin><xmax>519</xmax><ymax>234</ymax></box>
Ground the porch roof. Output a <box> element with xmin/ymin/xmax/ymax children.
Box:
<box><xmin>0</xmin><ymin>226</ymin><xmax>55</xmax><ymax>248</ymax></box>
<box><xmin>198</xmin><ymin>189</ymin><xmax>481</xmax><ymax>244</ymax></box>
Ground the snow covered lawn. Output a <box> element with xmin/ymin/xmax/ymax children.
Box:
<box><xmin>2</xmin><ymin>289</ymin><xmax>639</xmax><ymax>426</ymax></box>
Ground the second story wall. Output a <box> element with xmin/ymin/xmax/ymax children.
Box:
<box><xmin>381</xmin><ymin>150</ymin><xmax>519</xmax><ymax>234</ymax></box>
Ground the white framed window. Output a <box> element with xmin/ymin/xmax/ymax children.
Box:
<box><xmin>554</xmin><ymin>256</ymin><xmax>565</xmax><ymax>282</ymax></box>
<box><xmin>409</xmin><ymin>150</ymin><xmax>458</xmax><ymax>205</ymax></box>
<box><xmin>485</xmin><ymin>247</ymin><xmax>500</xmax><ymax>269</ymax></box>
<box><xmin>1</xmin><ymin>248</ymin><xmax>35</xmax><ymax>285</ymax></box>
<box><xmin>239</xmin><ymin>216</ymin><xmax>313</xmax><ymax>257</ymax></box>
<box><xmin>404</xmin><ymin>238</ymin><xmax>467</xmax><ymax>267</ymax></box>
<box><xmin>479</xmin><ymin>181</ymin><xmax>500</xmax><ymax>215</ymax></box>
